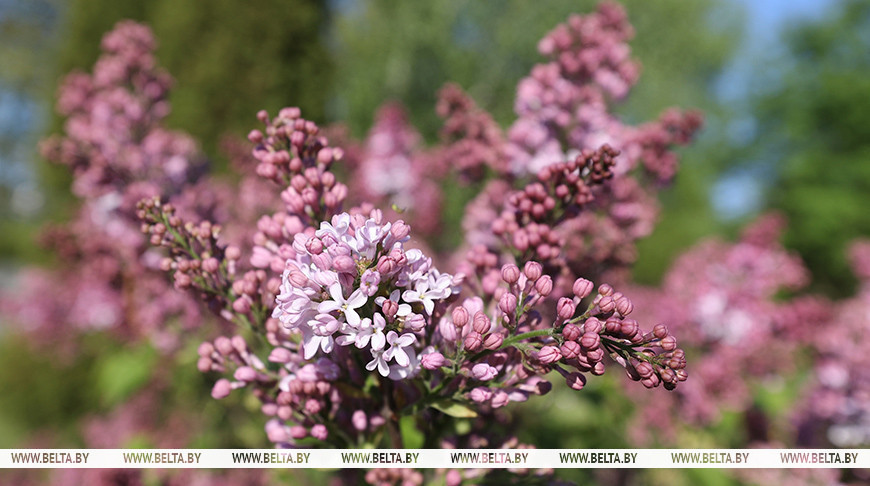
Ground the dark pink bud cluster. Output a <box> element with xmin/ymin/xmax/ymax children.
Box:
<box><xmin>40</xmin><ymin>20</ymin><xmax>201</xmax><ymax>202</ymax></box>
<box><xmin>491</xmin><ymin>145</ymin><xmax>619</xmax><ymax>263</ymax></box>
<box><xmin>536</xmin><ymin>1</ymin><xmax>638</xmax><ymax>99</ymax></box>
<box><xmin>436</xmin><ymin>83</ymin><xmax>510</xmax><ymax>180</ymax></box>
<box><xmin>631</xmin><ymin>108</ymin><xmax>704</xmax><ymax>183</ymax></box>
<box><xmin>545</xmin><ymin>281</ymin><xmax>687</xmax><ymax>391</ymax></box>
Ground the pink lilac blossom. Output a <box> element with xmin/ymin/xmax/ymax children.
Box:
<box><xmin>624</xmin><ymin>213</ymin><xmax>831</xmax><ymax>444</ymax></box>
<box><xmin>1</xmin><ymin>20</ymin><xmax>213</xmax><ymax>351</ymax></box>
<box><xmin>792</xmin><ymin>239</ymin><xmax>870</xmax><ymax>449</ymax></box>
<box><xmin>452</xmin><ymin>2</ymin><xmax>702</xmax><ymax>287</ymax></box>
<box><xmin>348</xmin><ymin>103</ymin><xmax>444</xmax><ymax>235</ymax></box>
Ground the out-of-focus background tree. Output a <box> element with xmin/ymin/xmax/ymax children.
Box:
<box><xmin>745</xmin><ymin>0</ymin><xmax>870</xmax><ymax>297</ymax></box>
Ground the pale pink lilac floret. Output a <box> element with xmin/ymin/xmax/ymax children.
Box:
<box><xmin>272</xmin><ymin>211</ymin><xmax>460</xmax><ymax>377</ymax></box>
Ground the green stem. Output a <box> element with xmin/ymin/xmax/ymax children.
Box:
<box><xmin>498</xmin><ymin>328</ymin><xmax>554</xmax><ymax>350</ymax></box>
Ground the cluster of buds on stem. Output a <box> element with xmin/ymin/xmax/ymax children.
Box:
<box><xmin>492</xmin><ymin>145</ymin><xmax>619</xmax><ymax>264</ymax></box>
<box><xmin>249</xmin><ymin>108</ymin><xmax>348</xmax><ymax>226</ymax></box>
<box><xmin>137</xmin><ymin>196</ymin><xmax>273</xmax><ymax>329</ymax></box>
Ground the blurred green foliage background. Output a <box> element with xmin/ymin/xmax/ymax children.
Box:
<box><xmin>2</xmin><ymin>0</ymin><xmax>868</xmax><ymax>483</ymax></box>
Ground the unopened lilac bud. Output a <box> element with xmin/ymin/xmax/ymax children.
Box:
<box><xmin>579</xmin><ymin>332</ymin><xmax>600</xmax><ymax>350</ymax></box>
<box><xmin>376</xmin><ymin>256</ymin><xmax>396</xmax><ymax>275</ymax></box>
<box><xmin>234</xmin><ymin>366</ymin><xmax>257</xmax><ymax>382</ymax></box>
<box><xmin>583</xmin><ymin>317</ymin><xmax>603</xmax><ymax>334</ymax></box>
<box><xmin>635</xmin><ymin>362</ymin><xmax>654</xmax><ymax>379</ymax></box>
<box><xmin>470</xmin><ymin>387</ymin><xmax>493</xmax><ymax>403</ymax></box>
<box><xmin>232</xmin><ymin>297</ymin><xmax>251</xmax><ymax>314</ymax></box>
<box><xmin>214</xmin><ymin>336</ymin><xmax>234</xmax><ymax>355</ymax></box>
<box><xmin>352</xmin><ymin>410</ymin><xmax>367</xmax><ymax>431</ymax></box>
<box><xmin>288</xmin><ymin>270</ymin><xmax>308</xmax><ymax>287</ymax></box>
<box><xmin>598</xmin><ymin>283</ymin><xmax>614</xmax><ymax>296</ymax></box>
<box><xmin>560</xmin><ymin>340</ymin><xmax>581</xmax><ymax>359</ymax></box>
<box><xmin>653</xmin><ymin>324</ymin><xmax>669</xmax><ymax>339</ymax></box>
<box><xmin>332</xmin><ymin>255</ymin><xmax>355</xmax><ymax>273</ymax></box>
<box><xmin>557</xmin><ymin>297</ymin><xmax>576</xmax><ymax>320</ymax></box>
<box><xmin>268</xmin><ymin>347</ymin><xmax>293</xmax><ymax>363</ymax></box>
<box><xmin>464</xmin><ymin>331</ymin><xmax>483</xmax><ymax>352</ymax></box>
<box><xmin>405</xmin><ymin>313</ymin><xmax>426</xmax><ymax>332</ymax></box>
<box><xmin>211</xmin><ymin>379</ymin><xmax>232</xmax><ymax>399</ymax></box>
<box><xmin>390</xmin><ymin>221</ymin><xmax>410</xmax><ymax>240</ymax></box>
<box><xmin>538</xmin><ymin>345</ymin><xmax>562</xmax><ymax>364</ymax></box>
<box><xmin>573</xmin><ymin>278</ymin><xmax>594</xmax><ymax>298</ymax></box>
<box><xmin>619</xmin><ymin>319</ymin><xmax>638</xmax><ymax>338</ymax></box>
<box><xmin>421</xmin><ymin>352</ymin><xmax>446</xmax><ymax>370</ymax></box>
<box><xmin>523</xmin><ymin>261</ymin><xmax>543</xmax><ymax>281</ymax></box>
<box><xmin>483</xmin><ymin>333</ymin><xmax>503</xmax><ymax>350</ymax></box>
<box><xmin>289</xmin><ymin>425</ymin><xmax>308</xmax><ymax>439</ymax></box>
<box><xmin>616</xmin><ymin>296</ymin><xmax>634</xmax><ymax>316</ymax></box>
<box><xmin>471</xmin><ymin>363</ymin><xmax>498</xmax><ymax>381</ymax></box>
<box><xmin>586</xmin><ymin>348</ymin><xmax>605</xmax><ymax>362</ymax></box>
<box><xmin>197</xmin><ymin>357</ymin><xmax>212</xmax><ymax>372</ymax></box>
<box><xmin>660</xmin><ymin>335</ymin><xmax>677</xmax><ymax>351</ymax></box>
<box><xmin>491</xmin><ymin>390</ymin><xmax>510</xmax><ymax>408</ymax></box>
<box><xmin>592</xmin><ymin>361</ymin><xmax>606</xmax><ymax>375</ymax></box>
<box><xmin>513</xmin><ymin>231</ymin><xmax>530</xmax><ymax>251</ymax></box>
<box><xmin>535</xmin><ymin>275</ymin><xmax>553</xmax><ymax>296</ymax></box>
<box><xmin>562</xmin><ymin>323</ymin><xmax>581</xmax><ymax>341</ymax></box>
<box><xmin>310</xmin><ymin>424</ymin><xmax>328</xmax><ymax>440</ymax></box>
<box><xmin>305</xmin><ymin>237</ymin><xmax>323</xmax><ymax>255</ymax></box>
<box><xmin>202</xmin><ymin>257</ymin><xmax>220</xmax><ymax>273</ymax></box>
<box><xmin>439</xmin><ymin>319</ymin><xmax>458</xmax><ymax>342</ymax></box>
<box><xmin>566</xmin><ymin>372</ymin><xmax>587</xmax><ymax>391</ymax></box>
<box><xmin>598</xmin><ymin>295</ymin><xmax>615</xmax><ymax>313</ymax></box>
<box><xmin>501</xmin><ymin>264</ymin><xmax>521</xmax><ymax>284</ymax></box>
<box><xmin>231</xmin><ymin>335</ymin><xmax>247</xmax><ymax>354</ymax></box>
<box><xmin>174</xmin><ymin>271</ymin><xmax>191</xmax><ymax>289</ymax></box>
<box><xmin>198</xmin><ymin>342</ymin><xmax>215</xmax><ymax>357</ymax></box>
<box><xmin>248</xmin><ymin>129</ymin><xmax>264</xmax><ymax>144</ymax></box>
<box><xmin>604</xmin><ymin>317</ymin><xmax>621</xmax><ymax>334</ymax></box>
<box><xmin>499</xmin><ymin>293</ymin><xmax>518</xmax><ymax>316</ymax></box>
<box><xmin>452</xmin><ymin>306</ymin><xmax>469</xmax><ymax>328</ymax></box>
<box><xmin>305</xmin><ymin>399</ymin><xmax>322</xmax><ymax>414</ymax></box>
<box><xmin>641</xmin><ymin>374</ymin><xmax>661</xmax><ymax>389</ymax></box>
<box><xmin>472</xmin><ymin>312</ymin><xmax>491</xmax><ymax>334</ymax></box>
<box><xmin>381</xmin><ymin>299</ymin><xmax>399</xmax><ymax>318</ymax></box>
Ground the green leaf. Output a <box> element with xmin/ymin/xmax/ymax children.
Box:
<box><xmin>399</xmin><ymin>416</ymin><xmax>424</xmax><ymax>448</ymax></box>
<box><xmin>430</xmin><ymin>400</ymin><xmax>478</xmax><ymax>418</ymax></box>
<box><xmin>96</xmin><ymin>345</ymin><xmax>156</xmax><ymax>407</ymax></box>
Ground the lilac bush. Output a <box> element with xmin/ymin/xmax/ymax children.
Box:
<box><xmin>129</xmin><ymin>2</ymin><xmax>698</xmax><ymax>450</ymax></box>
<box><xmin>1</xmin><ymin>2</ymin><xmax>702</xmax><ymax>458</ymax></box>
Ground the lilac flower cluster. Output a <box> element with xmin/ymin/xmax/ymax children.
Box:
<box><xmin>448</xmin><ymin>2</ymin><xmax>703</xmax><ymax>286</ymax></box>
<box><xmin>272</xmin><ymin>212</ymin><xmax>459</xmax><ymax>376</ymax></box>
<box><xmin>346</xmin><ymin>103</ymin><xmax>444</xmax><ymax>236</ymax></box>
<box><xmin>1</xmin><ymin>21</ymin><xmax>208</xmax><ymax>351</ymax></box>
<box><xmin>793</xmin><ymin>239</ymin><xmax>870</xmax><ymax>449</ymax></box>
<box><xmin>623</xmin><ymin>213</ymin><xmax>831</xmax><ymax>444</ymax></box>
